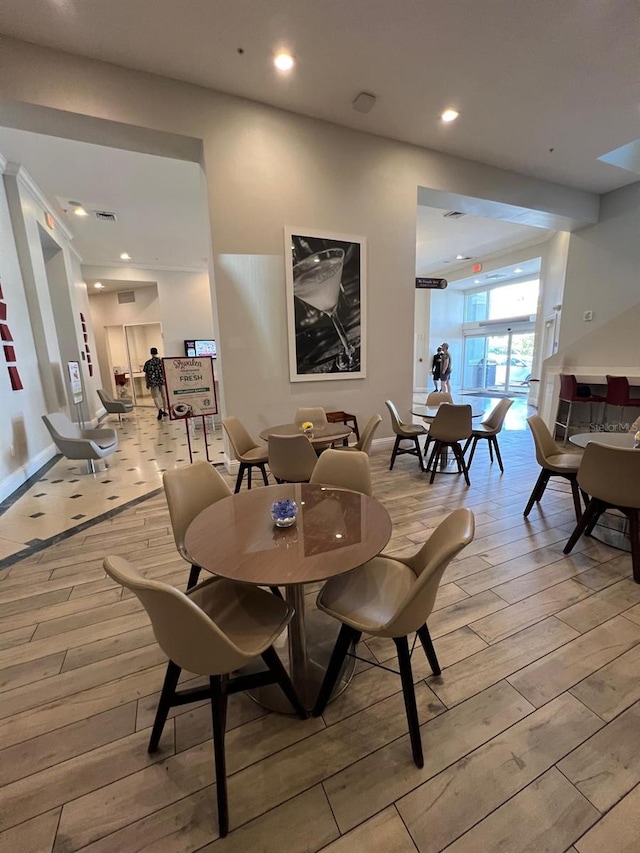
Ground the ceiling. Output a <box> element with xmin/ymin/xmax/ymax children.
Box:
<box><xmin>447</xmin><ymin>258</ymin><xmax>542</xmax><ymax>292</ymax></box>
<box><xmin>0</xmin><ymin>0</ymin><xmax>637</xmax><ymax>194</ymax></box>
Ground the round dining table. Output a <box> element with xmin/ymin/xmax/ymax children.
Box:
<box><xmin>259</xmin><ymin>422</ymin><xmax>353</xmax><ymax>448</ymax></box>
<box><xmin>569</xmin><ymin>431</ymin><xmax>636</xmax><ymax>449</ymax></box>
<box><xmin>185</xmin><ymin>482</ymin><xmax>392</xmax><ymax>711</ymax></box>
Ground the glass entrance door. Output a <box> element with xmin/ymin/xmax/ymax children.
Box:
<box><xmin>463</xmin><ymin>329</ymin><xmax>534</xmax><ymax>394</ymax></box>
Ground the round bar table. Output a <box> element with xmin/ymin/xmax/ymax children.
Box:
<box><xmin>259</xmin><ymin>422</ymin><xmax>352</xmax><ymax>449</ymax></box>
<box><xmin>185</xmin><ymin>483</ymin><xmax>392</xmax><ymax>711</ymax></box>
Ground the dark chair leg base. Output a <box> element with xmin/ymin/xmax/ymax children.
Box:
<box><xmin>394</xmin><ymin>636</ymin><xmax>424</xmax><ymax>768</ymax></box>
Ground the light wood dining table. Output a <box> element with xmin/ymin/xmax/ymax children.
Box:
<box><xmin>185</xmin><ymin>482</ymin><xmax>392</xmax><ymax>711</ymax></box>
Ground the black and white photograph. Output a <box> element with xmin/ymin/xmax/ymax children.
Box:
<box><xmin>285</xmin><ymin>228</ymin><xmax>366</xmax><ymax>382</ymax></box>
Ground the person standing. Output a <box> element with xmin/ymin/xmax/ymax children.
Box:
<box><xmin>440</xmin><ymin>342</ymin><xmax>452</xmax><ymax>394</ymax></box>
<box><xmin>143</xmin><ymin>347</ymin><xmax>167</xmax><ymax>420</ymax></box>
<box><xmin>431</xmin><ymin>346</ymin><xmax>443</xmax><ymax>391</ymax></box>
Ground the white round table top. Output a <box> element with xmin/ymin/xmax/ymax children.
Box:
<box><xmin>569</xmin><ymin>432</ymin><xmax>636</xmax><ymax>449</ymax></box>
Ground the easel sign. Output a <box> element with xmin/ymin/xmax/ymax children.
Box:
<box><xmin>162</xmin><ymin>356</ymin><xmax>218</xmax><ymax>462</ymax></box>
<box><xmin>68</xmin><ymin>361</ymin><xmax>83</xmax><ymax>404</ymax></box>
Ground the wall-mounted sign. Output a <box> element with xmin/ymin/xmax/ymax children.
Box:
<box><xmin>162</xmin><ymin>356</ymin><xmax>218</xmax><ymax>420</ymax></box>
<box><xmin>415</xmin><ymin>277</ymin><xmax>448</xmax><ymax>290</ymax></box>
<box><xmin>68</xmin><ymin>361</ymin><xmax>83</xmax><ymax>404</ymax></box>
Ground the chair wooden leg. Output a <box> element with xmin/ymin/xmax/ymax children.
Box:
<box><xmin>394</xmin><ymin>636</ymin><xmax>423</xmax><ymax>768</ymax></box>
<box><xmin>312</xmin><ymin>624</ymin><xmax>360</xmax><ymax>716</ymax></box>
<box><xmin>628</xmin><ymin>510</ymin><xmax>640</xmax><ymax>584</ymax></box>
<box><xmin>584</xmin><ymin>501</ymin><xmax>605</xmax><ymax>536</ymax></box>
<box><xmin>524</xmin><ymin>469</ymin><xmax>548</xmax><ymax>516</ymax></box>
<box><xmin>533</xmin><ymin>470</ymin><xmax>551</xmax><ymax>503</ymax></box>
<box><xmin>563</xmin><ymin>499</ymin><xmax>603</xmax><ymax>554</ymax></box>
<box><xmin>569</xmin><ymin>476</ymin><xmax>583</xmax><ymax>523</ymax></box>
<box><xmin>234</xmin><ymin>464</ymin><xmax>246</xmax><ymax>494</ymax></box>
<box><xmin>186</xmin><ymin>563</ymin><xmax>201</xmax><ymax>590</ymax></box>
<box><xmin>389</xmin><ymin>436</ymin><xmax>402</xmax><ymax>470</ymax></box>
<box><xmin>210</xmin><ymin>675</ymin><xmax>229</xmax><ymax>838</ymax></box>
<box><xmin>261</xmin><ymin>645</ymin><xmax>307</xmax><ymax>718</ymax></box>
<box><xmin>259</xmin><ymin>464</ymin><xmax>269</xmax><ymax>487</ymax></box>
<box><xmin>148</xmin><ymin>659</ymin><xmax>181</xmax><ymax>752</ymax></box>
<box><xmin>417</xmin><ymin>624</ymin><xmax>441</xmax><ymax>676</ymax></box>
<box><xmin>492</xmin><ymin>437</ymin><xmax>504</xmax><ymax>473</ymax></box>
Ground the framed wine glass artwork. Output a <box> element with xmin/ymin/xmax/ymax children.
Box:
<box><xmin>284</xmin><ymin>228</ymin><xmax>366</xmax><ymax>382</ymax></box>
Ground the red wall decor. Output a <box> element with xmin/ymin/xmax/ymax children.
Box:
<box><xmin>0</xmin><ymin>280</ymin><xmax>24</xmax><ymax>391</ymax></box>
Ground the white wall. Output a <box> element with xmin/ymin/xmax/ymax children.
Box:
<box><xmin>428</xmin><ymin>289</ymin><xmax>465</xmax><ymax>395</ymax></box>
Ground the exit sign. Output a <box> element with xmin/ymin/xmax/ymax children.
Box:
<box><xmin>44</xmin><ymin>212</ymin><xmax>55</xmax><ymax>229</ymax></box>
<box><xmin>472</xmin><ymin>263</ymin><xmax>482</xmax><ymax>273</ymax></box>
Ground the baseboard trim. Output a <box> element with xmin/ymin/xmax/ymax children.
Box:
<box><xmin>0</xmin><ymin>443</ymin><xmax>58</xmax><ymax>504</ymax></box>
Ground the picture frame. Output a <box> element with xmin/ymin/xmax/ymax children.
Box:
<box><xmin>284</xmin><ymin>228</ymin><xmax>366</xmax><ymax>382</ymax></box>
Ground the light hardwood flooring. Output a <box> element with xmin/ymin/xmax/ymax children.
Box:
<box><xmin>1</xmin><ymin>422</ymin><xmax>639</xmax><ymax>852</ymax></box>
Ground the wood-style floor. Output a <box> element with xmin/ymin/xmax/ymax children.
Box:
<box><xmin>1</xmin><ymin>427</ymin><xmax>639</xmax><ymax>852</ymax></box>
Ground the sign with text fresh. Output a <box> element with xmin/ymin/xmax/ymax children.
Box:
<box><xmin>162</xmin><ymin>356</ymin><xmax>217</xmax><ymax>420</ymax></box>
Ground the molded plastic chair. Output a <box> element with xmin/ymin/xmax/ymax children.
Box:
<box><xmin>524</xmin><ymin>415</ymin><xmax>585</xmax><ymax>522</ymax></box>
<box><xmin>425</xmin><ymin>392</ymin><xmax>453</xmax><ymax>407</ymax></box>
<box><xmin>268</xmin><ymin>434</ymin><xmax>318</xmax><ymax>483</ymax></box>
<box><xmin>605</xmin><ymin>376</ymin><xmax>640</xmax><ymax>424</ymax></box>
<box><xmin>333</xmin><ymin>414</ymin><xmax>382</xmax><ymax>455</ymax></box>
<box><xmin>423</xmin><ymin>404</ymin><xmax>473</xmax><ymax>486</ymax></box>
<box><xmin>222</xmin><ymin>416</ymin><xmax>269</xmax><ymax>493</ymax></box>
<box><xmin>103</xmin><ymin>556</ymin><xmax>306</xmax><ymax>837</ymax></box>
<box><xmin>310</xmin><ymin>448</ymin><xmax>372</xmax><ymax>496</ymax></box>
<box><xmin>294</xmin><ymin>407</ymin><xmax>329</xmax><ymax>428</ymax></box>
<box><xmin>563</xmin><ymin>442</ymin><xmax>640</xmax><ymax>583</ymax></box>
<box><xmin>463</xmin><ymin>398</ymin><xmax>514</xmax><ymax>473</ymax></box>
<box><xmin>163</xmin><ymin>462</ymin><xmax>232</xmax><ymax>589</ymax></box>
<box><xmin>555</xmin><ymin>374</ymin><xmax>605</xmax><ymax>443</ymax></box>
<box><xmin>385</xmin><ymin>400</ymin><xmax>428</xmax><ymax>471</ymax></box>
<box><xmin>312</xmin><ymin>509</ymin><xmax>475</xmax><ymax>766</ymax></box>
<box><xmin>42</xmin><ymin>412</ymin><xmax>118</xmax><ymax>473</ymax></box>
<box><xmin>97</xmin><ymin>388</ymin><xmax>134</xmax><ymax>423</ymax></box>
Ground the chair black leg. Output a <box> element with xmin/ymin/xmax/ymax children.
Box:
<box><xmin>261</xmin><ymin>645</ymin><xmax>307</xmax><ymax>719</ymax></box>
<box><xmin>186</xmin><ymin>563</ymin><xmax>201</xmax><ymax>590</ymax></box>
<box><xmin>247</xmin><ymin>465</ymin><xmax>252</xmax><ymax>490</ymax></box>
<box><xmin>563</xmin><ymin>499</ymin><xmax>602</xmax><ymax>554</ymax></box>
<box><xmin>488</xmin><ymin>439</ymin><xmax>494</xmax><ymax>462</ymax></box>
<box><xmin>210</xmin><ymin>675</ymin><xmax>229</xmax><ymax>838</ymax></box>
<box><xmin>629</xmin><ymin>510</ymin><xmax>640</xmax><ymax>584</ymax></box>
<box><xmin>259</xmin><ymin>464</ymin><xmax>269</xmax><ymax>487</ymax></box>
<box><xmin>312</xmin><ymin>624</ymin><xmax>360</xmax><ymax>716</ymax></box>
<box><xmin>413</xmin><ymin>437</ymin><xmax>425</xmax><ymax>471</ymax></box>
<box><xmin>524</xmin><ymin>469</ymin><xmax>548</xmax><ymax>517</ymax></box>
<box><xmin>234</xmin><ymin>464</ymin><xmax>246</xmax><ymax>494</ymax></box>
<box><xmin>492</xmin><ymin>437</ymin><xmax>504</xmax><ymax>473</ymax></box>
<box><xmin>534</xmin><ymin>470</ymin><xmax>551</xmax><ymax>503</ymax></box>
<box><xmin>390</xmin><ymin>436</ymin><xmax>402</xmax><ymax>470</ymax></box>
<box><xmin>569</xmin><ymin>477</ymin><xmax>583</xmax><ymax>523</ymax></box>
<box><xmin>417</xmin><ymin>624</ymin><xmax>441</xmax><ymax>676</ymax></box>
<box><xmin>466</xmin><ymin>436</ymin><xmax>479</xmax><ymax>469</ymax></box>
<box><xmin>453</xmin><ymin>443</ymin><xmax>470</xmax><ymax>486</ymax></box>
<box><xmin>462</xmin><ymin>435</ymin><xmax>472</xmax><ymax>456</ymax></box>
<box><xmin>429</xmin><ymin>441</ymin><xmax>442</xmax><ymax>484</ymax></box>
<box><xmin>425</xmin><ymin>439</ymin><xmax>438</xmax><ymax>472</ymax></box>
<box><xmin>394</xmin><ymin>636</ymin><xmax>424</xmax><ymax>768</ymax></box>
<box><xmin>148</xmin><ymin>659</ymin><xmax>181</xmax><ymax>752</ymax></box>
<box><xmin>269</xmin><ymin>586</ymin><xmax>284</xmax><ymax>598</ymax></box>
<box><xmin>584</xmin><ymin>500</ymin><xmax>606</xmax><ymax>536</ymax></box>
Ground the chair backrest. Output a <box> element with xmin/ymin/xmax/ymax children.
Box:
<box><xmin>559</xmin><ymin>374</ymin><xmax>578</xmax><ymax>402</ymax></box>
<box><xmin>629</xmin><ymin>416</ymin><xmax>640</xmax><ymax>434</ymax></box>
<box><xmin>426</xmin><ymin>392</ymin><xmax>453</xmax><ymax>407</ymax></box>
<box><xmin>222</xmin><ymin>416</ymin><xmax>257</xmax><ymax>459</ymax></box>
<box><xmin>385</xmin><ymin>400</ymin><xmax>404</xmax><ymax>435</ymax></box>
<box><xmin>97</xmin><ymin>388</ymin><xmax>113</xmax><ymax>406</ymax></box>
<box><xmin>526</xmin><ymin>415</ymin><xmax>561</xmax><ymax>467</ymax></box>
<box><xmin>481</xmin><ymin>398</ymin><xmax>514</xmax><ymax>432</ymax></box>
<box><xmin>268</xmin><ymin>434</ymin><xmax>318</xmax><ymax>482</ymax></box>
<box><xmin>355</xmin><ymin>414</ymin><xmax>382</xmax><ymax>454</ymax></box>
<box><xmin>310</xmin><ymin>449</ymin><xmax>372</xmax><ymax>495</ymax></box>
<box><xmin>577</xmin><ymin>442</ymin><xmax>640</xmax><ymax>509</ymax></box>
<box><xmin>42</xmin><ymin>412</ymin><xmax>82</xmax><ymax>442</ymax></box>
<box><xmin>384</xmin><ymin>509</ymin><xmax>475</xmax><ymax>636</ymax></box>
<box><xmin>294</xmin><ymin>407</ymin><xmax>329</xmax><ymax>427</ymax></box>
<box><xmin>606</xmin><ymin>375</ymin><xmax>629</xmax><ymax>406</ymax></box>
<box><xmin>163</xmin><ymin>462</ymin><xmax>232</xmax><ymax>559</ymax></box>
<box><xmin>103</xmin><ymin>556</ymin><xmax>253</xmax><ymax>674</ymax></box>
<box><xmin>428</xmin><ymin>404</ymin><xmax>472</xmax><ymax>442</ymax></box>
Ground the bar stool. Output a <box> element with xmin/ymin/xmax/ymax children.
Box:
<box><xmin>555</xmin><ymin>374</ymin><xmax>605</xmax><ymax>443</ymax></box>
<box><xmin>604</xmin><ymin>376</ymin><xmax>640</xmax><ymax>427</ymax></box>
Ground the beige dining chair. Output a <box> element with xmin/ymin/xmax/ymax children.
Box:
<box><xmin>333</xmin><ymin>413</ymin><xmax>382</xmax><ymax>455</ymax></box>
<box><xmin>222</xmin><ymin>416</ymin><xmax>269</xmax><ymax>493</ymax></box>
<box><xmin>385</xmin><ymin>400</ymin><xmax>428</xmax><ymax>471</ymax></box>
<box><xmin>294</xmin><ymin>407</ymin><xmax>329</xmax><ymax>428</ymax></box>
<box><xmin>463</xmin><ymin>398</ymin><xmax>514</xmax><ymax>473</ymax></box>
<box><xmin>562</xmin><ymin>442</ymin><xmax>640</xmax><ymax>582</ymax></box>
<box><xmin>163</xmin><ymin>462</ymin><xmax>232</xmax><ymax>589</ymax></box>
<box><xmin>102</xmin><ymin>556</ymin><xmax>306</xmax><ymax>838</ymax></box>
<box><xmin>523</xmin><ymin>415</ymin><xmax>585</xmax><ymax>522</ymax></box>
<box><xmin>425</xmin><ymin>391</ymin><xmax>453</xmax><ymax>407</ymax></box>
<box><xmin>268</xmin><ymin>433</ymin><xmax>318</xmax><ymax>483</ymax></box>
<box><xmin>313</xmin><ymin>508</ymin><xmax>475</xmax><ymax>766</ymax></box>
<box><xmin>310</xmin><ymin>448</ymin><xmax>372</xmax><ymax>496</ymax></box>
<box><xmin>423</xmin><ymin>404</ymin><xmax>472</xmax><ymax>486</ymax></box>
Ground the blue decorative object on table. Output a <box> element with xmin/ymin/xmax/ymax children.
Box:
<box><xmin>270</xmin><ymin>498</ymin><xmax>298</xmax><ymax>527</ymax></box>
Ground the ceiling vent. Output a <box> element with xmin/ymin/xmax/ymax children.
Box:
<box><xmin>443</xmin><ymin>211</ymin><xmax>466</xmax><ymax>219</ymax></box>
<box><xmin>117</xmin><ymin>291</ymin><xmax>135</xmax><ymax>304</ymax></box>
<box><xmin>485</xmin><ymin>273</ymin><xmax>508</xmax><ymax>280</ymax></box>
<box><xmin>94</xmin><ymin>210</ymin><xmax>117</xmax><ymax>222</ymax></box>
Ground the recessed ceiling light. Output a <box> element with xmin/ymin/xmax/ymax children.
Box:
<box><xmin>456</xmin><ymin>254</ymin><xmax>464</xmax><ymax>260</ymax></box>
<box><xmin>274</xmin><ymin>52</ymin><xmax>295</xmax><ymax>72</ymax></box>
<box><xmin>441</xmin><ymin>109</ymin><xmax>459</xmax><ymax>123</ymax></box>
<box><xmin>94</xmin><ymin>282</ymin><xmax>104</xmax><ymax>289</ymax></box>
<box><xmin>74</xmin><ymin>206</ymin><xmax>89</xmax><ymax>217</ymax></box>
<box><xmin>120</xmin><ymin>252</ymin><xmax>132</xmax><ymax>260</ymax></box>
<box><xmin>514</xmin><ymin>267</ymin><xmax>523</xmax><ymax>273</ymax></box>
<box><xmin>474</xmin><ymin>279</ymin><xmax>481</xmax><ymax>284</ymax></box>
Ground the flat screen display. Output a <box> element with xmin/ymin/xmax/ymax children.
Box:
<box><xmin>184</xmin><ymin>339</ymin><xmax>217</xmax><ymax>358</ymax></box>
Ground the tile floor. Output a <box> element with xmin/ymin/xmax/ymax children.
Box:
<box><xmin>1</xmin><ymin>397</ymin><xmax>639</xmax><ymax>851</ymax></box>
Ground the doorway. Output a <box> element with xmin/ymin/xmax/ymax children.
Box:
<box><xmin>105</xmin><ymin>322</ymin><xmax>163</xmax><ymax>405</ymax></box>
<box><xmin>462</xmin><ymin>328</ymin><xmax>535</xmax><ymax>394</ymax></box>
